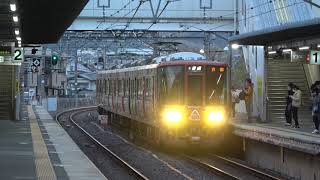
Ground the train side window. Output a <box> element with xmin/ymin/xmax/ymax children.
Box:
<box><xmin>123</xmin><ymin>79</ymin><xmax>126</xmax><ymax>96</ymax></box>
<box><xmin>100</xmin><ymin>80</ymin><xmax>102</xmax><ymax>93</ymax></box>
<box><xmin>104</xmin><ymin>79</ymin><xmax>107</xmax><ymax>95</ymax></box>
<box><xmin>135</xmin><ymin>79</ymin><xmax>137</xmax><ymax>97</ymax></box>
<box><xmin>138</xmin><ymin>79</ymin><xmax>141</xmax><ymax>97</ymax></box>
<box><xmin>101</xmin><ymin>80</ymin><xmax>103</xmax><ymax>94</ymax></box>
<box><xmin>114</xmin><ymin>80</ymin><xmax>116</xmax><ymax>96</ymax></box>
<box><xmin>96</xmin><ymin>80</ymin><xmax>99</xmax><ymax>93</ymax></box>
<box><xmin>118</xmin><ymin>80</ymin><xmax>121</xmax><ymax>96</ymax></box>
<box><xmin>145</xmin><ymin>78</ymin><xmax>148</xmax><ymax>96</ymax></box>
<box><xmin>108</xmin><ymin>80</ymin><xmax>111</xmax><ymax>96</ymax></box>
<box><xmin>106</xmin><ymin>79</ymin><xmax>109</xmax><ymax>95</ymax></box>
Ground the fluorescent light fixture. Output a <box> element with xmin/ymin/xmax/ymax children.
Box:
<box><xmin>317</xmin><ymin>44</ymin><xmax>320</xmax><ymax>48</ymax></box>
<box><xmin>282</xmin><ymin>49</ymin><xmax>292</xmax><ymax>52</ymax></box>
<box><xmin>298</xmin><ymin>46</ymin><xmax>309</xmax><ymax>50</ymax></box>
<box><xmin>268</xmin><ymin>51</ymin><xmax>277</xmax><ymax>54</ymax></box>
<box><xmin>10</xmin><ymin>4</ymin><xmax>16</xmax><ymax>12</ymax></box>
<box><xmin>14</xmin><ymin>29</ymin><xmax>19</xmax><ymax>35</ymax></box>
<box><xmin>231</xmin><ymin>43</ymin><xmax>240</xmax><ymax>49</ymax></box>
<box><xmin>18</xmin><ymin>44</ymin><xmax>21</xmax><ymax>47</ymax></box>
<box><xmin>18</xmin><ymin>40</ymin><xmax>21</xmax><ymax>44</ymax></box>
<box><xmin>16</xmin><ymin>36</ymin><xmax>21</xmax><ymax>41</ymax></box>
<box><xmin>13</xmin><ymin>15</ymin><xmax>18</xmax><ymax>22</ymax></box>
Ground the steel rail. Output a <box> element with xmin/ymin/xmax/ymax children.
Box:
<box><xmin>57</xmin><ymin>107</ymin><xmax>149</xmax><ymax>180</ymax></box>
<box><xmin>182</xmin><ymin>155</ymin><xmax>239</xmax><ymax>180</ymax></box>
<box><xmin>209</xmin><ymin>154</ymin><xmax>282</xmax><ymax>180</ymax></box>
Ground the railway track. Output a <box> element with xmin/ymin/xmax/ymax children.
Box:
<box><xmin>57</xmin><ymin>107</ymin><xmax>283</xmax><ymax>180</ymax></box>
<box><xmin>182</xmin><ymin>154</ymin><xmax>282</xmax><ymax>180</ymax></box>
<box><xmin>57</xmin><ymin>107</ymin><xmax>149</xmax><ymax>180</ymax></box>
<box><xmin>182</xmin><ymin>155</ymin><xmax>239</xmax><ymax>180</ymax></box>
<box><xmin>209</xmin><ymin>154</ymin><xmax>282</xmax><ymax>180</ymax></box>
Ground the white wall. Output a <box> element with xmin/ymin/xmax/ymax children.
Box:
<box><xmin>307</xmin><ymin>64</ymin><xmax>320</xmax><ymax>83</ymax></box>
<box><xmin>241</xmin><ymin>45</ymin><xmax>266</xmax><ymax>120</ymax></box>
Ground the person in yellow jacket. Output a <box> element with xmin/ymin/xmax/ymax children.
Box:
<box><xmin>244</xmin><ymin>78</ymin><xmax>253</xmax><ymax>122</ymax></box>
<box><xmin>290</xmin><ymin>85</ymin><xmax>302</xmax><ymax>128</ymax></box>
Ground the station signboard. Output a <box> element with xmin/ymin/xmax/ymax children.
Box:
<box><xmin>0</xmin><ymin>46</ymin><xmax>12</xmax><ymax>56</ymax></box>
<box><xmin>0</xmin><ymin>46</ymin><xmax>24</xmax><ymax>65</ymax></box>
<box><xmin>310</xmin><ymin>50</ymin><xmax>320</xmax><ymax>65</ymax></box>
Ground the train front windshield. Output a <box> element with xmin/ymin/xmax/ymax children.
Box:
<box><xmin>159</xmin><ymin>65</ymin><xmax>227</xmax><ymax>106</ymax></box>
<box><xmin>205</xmin><ymin>66</ymin><xmax>227</xmax><ymax>105</ymax></box>
<box><xmin>158</xmin><ymin>66</ymin><xmax>184</xmax><ymax>105</ymax></box>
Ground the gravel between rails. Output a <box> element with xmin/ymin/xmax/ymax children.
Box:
<box><xmin>73</xmin><ymin>110</ymin><xmax>187</xmax><ymax>180</ymax></box>
<box><xmin>79</xmin><ymin>111</ymin><xmax>228</xmax><ymax>180</ymax></box>
<box><xmin>73</xmin><ymin>110</ymin><xmax>223</xmax><ymax>180</ymax></box>
<box><xmin>67</xmin><ymin>109</ymin><xmax>284</xmax><ymax>180</ymax></box>
<box><xmin>57</xmin><ymin>110</ymin><xmax>137</xmax><ymax>180</ymax></box>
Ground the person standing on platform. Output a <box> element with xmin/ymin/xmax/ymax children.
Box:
<box><xmin>285</xmin><ymin>83</ymin><xmax>294</xmax><ymax>126</ymax></box>
<box><xmin>244</xmin><ymin>78</ymin><xmax>253</xmax><ymax>123</ymax></box>
<box><xmin>311</xmin><ymin>87</ymin><xmax>320</xmax><ymax>134</ymax></box>
<box><xmin>231</xmin><ymin>86</ymin><xmax>239</xmax><ymax>118</ymax></box>
<box><xmin>290</xmin><ymin>85</ymin><xmax>302</xmax><ymax>128</ymax></box>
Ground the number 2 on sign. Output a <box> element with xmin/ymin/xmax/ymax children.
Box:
<box><xmin>14</xmin><ymin>49</ymin><xmax>22</xmax><ymax>61</ymax></box>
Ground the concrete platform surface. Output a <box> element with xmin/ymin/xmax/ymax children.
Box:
<box><xmin>0</xmin><ymin>119</ymin><xmax>37</xmax><ymax>180</ymax></box>
<box><xmin>0</xmin><ymin>104</ymin><xmax>107</xmax><ymax>180</ymax></box>
<box><xmin>33</xmin><ymin>105</ymin><xmax>107</xmax><ymax>180</ymax></box>
<box><xmin>232</xmin><ymin>119</ymin><xmax>320</xmax><ymax>155</ymax></box>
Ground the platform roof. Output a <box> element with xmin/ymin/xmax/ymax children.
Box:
<box><xmin>229</xmin><ymin>18</ymin><xmax>320</xmax><ymax>46</ymax></box>
<box><xmin>18</xmin><ymin>0</ymin><xmax>89</xmax><ymax>44</ymax></box>
<box><xmin>0</xmin><ymin>0</ymin><xmax>88</xmax><ymax>44</ymax></box>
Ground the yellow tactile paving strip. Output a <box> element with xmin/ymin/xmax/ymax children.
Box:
<box><xmin>28</xmin><ymin>106</ymin><xmax>57</xmax><ymax>180</ymax></box>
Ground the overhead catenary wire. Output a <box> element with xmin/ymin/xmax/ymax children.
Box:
<box><xmin>105</xmin><ymin>1</ymin><xmax>144</xmax><ymax>31</ymax></box>
<box><xmin>96</xmin><ymin>0</ymin><xmax>135</xmax><ymax>30</ymax></box>
<box><xmin>68</xmin><ymin>0</ymin><xmax>307</xmax><ymax>62</ymax></box>
<box><xmin>123</xmin><ymin>0</ymin><xmax>145</xmax><ymax>31</ymax></box>
<box><xmin>146</xmin><ymin>0</ymin><xmax>171</xmax><ymax>30</ymax></box>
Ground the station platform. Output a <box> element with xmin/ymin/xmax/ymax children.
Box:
<box><xmin>0</xmin><ymin>105</ymin><xmax>106</xmax><ymax>180</ymax></box>
<box><xmin>232</xmin><ymin>113</ymin><xmax>320</xmax><ymax>155</ymax></box>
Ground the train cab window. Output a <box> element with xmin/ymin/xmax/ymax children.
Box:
<box><xmin>187</xmin><ymin>76</ymin><xmax>202</xmax><ymax>106</ymax></box>
<box><xmin>206</xmin><ymin>66</ymin><xmax>227</xmax><ymax>105</ymax></box>
<box><xmin>158</xmin><ymin>66</ymin><xmax>184</xmax><ymax>105</ymax></box>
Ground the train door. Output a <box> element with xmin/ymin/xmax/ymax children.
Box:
<box><xmin>134</xmin><ymin>78</ymin><xmax>137</xmax><ymax>115</ymax></box>
<box><xmin>130</xmin><ymin>79</ymin><xmax>134</xmax><ymax>115</ymax></box>
<box><xmin>187</xmin><ymin>75</ymin><xmax>204</xmax><ymax>107</ymax></box>
<box><xmin>128</xmin><ymin>79</ymin><xmax>131</xmax><ymax>114</ymax></box>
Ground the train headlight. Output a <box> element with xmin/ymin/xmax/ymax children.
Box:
<box><xmin>164</xmin><ymin>111</ymin><xmax>182</xmax><ymax>124</ymax></box>
<box><xmin>208</xmin><ymin>111</ymin><xmax>224</xmax><ymax>123</ymax></box>
<box><xmin>205</xmin><ymin>106</ymin><xmax>225</xmax><ymax>126</ymax></box>
<box><xmin>162</xmin><ymin>106</ymin><xmax>185</xmax><ymax>127</ymax></box>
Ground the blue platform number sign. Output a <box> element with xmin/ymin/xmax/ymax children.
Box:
<box><xmin>310</xmin><ymin>50</ymin><xmax>320</xmax><ymax>65</ymax></box>
<box><xmin>13</xmin><ymin>48</ymin><xmax>24</xmax><ymax>62</ymax></box>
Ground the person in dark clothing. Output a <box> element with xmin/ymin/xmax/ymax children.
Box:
<box><xmin>290</xmin><ymin>85</ymin><xmax>302</xmax><ymax>128</ymax></box>
<box><xmin>285</xmin><ymin>83</ymin><xmax>294</xmax><ymax>126</ymax></box>
<box><xmin>311</xmin><ymin>88</ymin><xmax>320</xmax><ymax>134</ymax></box>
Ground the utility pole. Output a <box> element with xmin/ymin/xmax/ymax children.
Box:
<box><xmin>103</xmin><ymin>45</ymin><xmax>107</xmax><ymax>70</ymax></box>
<box><xmin>75</xmin><ymin>56</ymin><xmax>79</xmax><ymax>107</ymax></box>
<box><xmin>234</xmin><ymin>0</ymin><xmax>239</xmax><ymax>35</ymax></box>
